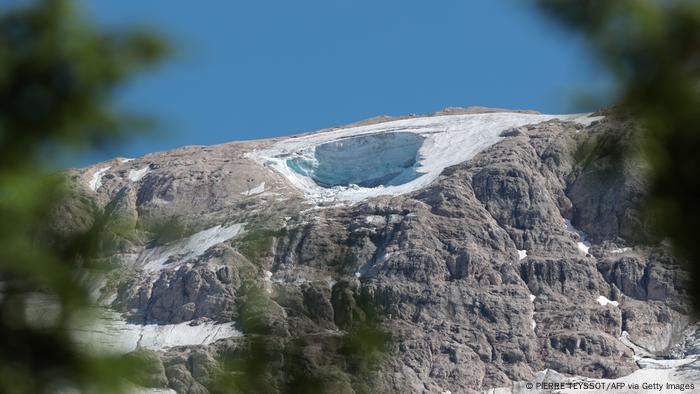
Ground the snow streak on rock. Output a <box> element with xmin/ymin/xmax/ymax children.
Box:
<box><xmin>611</xmin><ymin>247</ymin><xmax>632</xmax><ymax>254</ymax></box>
<box><xmin>132</xmin><ymin>387</ymin><xmax>177</xmax><ymax>394</ymax></box>
<box><xmin>564</xmin><ymin>219</ymin><xmax>592</xmax><ymax>255</ymax></box>
<box><xmin>264</xmin><ymin>270</ymin><xmax>273</xmax><ymax>294</ymax></box>
<box><xmin>139</xmin><ymin>223</ymin><xmax>245</xmax><ymax>272</ymax></box>
<box><xmin>242</xmin><ymin>182</ymin><xmax>265</xmax><ymax>196</ymax></box>
<box><xmin>529</xmin><ymin>294</ymin><xmax>537</xmax><ymax>332</ymax></box>
<box><xmin>89</xmin><ymin>166</ymin><xmax>111</xmax><ymax>191</ymax></box>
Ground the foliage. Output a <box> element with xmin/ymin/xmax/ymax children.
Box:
<box><xmin>236</xmin><ymin>227</ymin><xmax>282</xmax><ymax>263</ymax></box>
<box><xmin>144</xmin><ymin>216</ymin><xmax>195</xmax><ymax>247</ymax></box>
<box><xmin>211</xmin><ymin>280</ymin><xmax>389</xmax><ymax>394</ymax></box>
<box><xmin>0</xmin><ymin>0</ymin><xmax>168</xmax><ymax>392</ymax></box>
<box><xmin>573</xmin><ymin>127</ymin><xmax>627</xmax><ymax>170</ymax></box>
<box><xmin>537</xmin><ymin>0</ymin><xmax>700</xmax><ymax>308</ymax></box>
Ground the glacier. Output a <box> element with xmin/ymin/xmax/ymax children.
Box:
<box><xmin>250</xmin><ymin>112</ymin><xmax>602</xmax><ymax>202</ymax></box>
<box><xmin>287</xmin><ymin>132</ymin><xmax>426</xmax><ymax>188</ymax></box>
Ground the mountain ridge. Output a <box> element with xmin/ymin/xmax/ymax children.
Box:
<box><xmin>58</xmin><ymin>109</ymin><xmax>699</xmax><ymax>393</ymax></box>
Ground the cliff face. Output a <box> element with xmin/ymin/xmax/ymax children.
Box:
<box><xmin>67</xmin><ymin>109</ymin><xmax>698</xmax><ymax>393</ymax></box>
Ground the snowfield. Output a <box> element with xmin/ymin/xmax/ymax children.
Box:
<box><xmin>73</xmin><ymin>310</ymin><xmax>241</xmax><ymax>354</ymax></box>
<box><xmin>250</xmin><ymin>112</ymin><xmax>601</xmax><ymax>202</ymax></box>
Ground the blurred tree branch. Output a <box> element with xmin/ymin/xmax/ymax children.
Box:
<box><xmin>0</xmin><ymin>0</ymin><xmax>169</xmax><ymax>392</ymax></box>
<box><xmin>536</xmin><ymin>0</ymin><xmax>700</xmax><ymax>308</ymax></box>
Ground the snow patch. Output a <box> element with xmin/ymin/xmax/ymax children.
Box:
<box><xmin>139</xmin><ymin>223</ymin><xmax>245</xmax><ymax>272</ymax></box>
<box><xmin>264</xmin><ymin>270</ymin><xmax>273</xmax><ymax>294</ymax></box>
<box><xmin>89</xmin><ymin>166</ymin><xmax>111</xmax><ymax>191</ymax></box>
<box><xmin>529</xmin><ymin>294</ymin><xmax>537</xmax><ymax>331</ymax></box>
<box><xmin>620</xmin><ymin>330</ymin><xmax>655</xmax><ymax>359</ymax></box>
<box><xmin>577</xmin><ymin>242</ymin><xmax>590</xmax><ymax>254</ymax></box>
<box><xmin>365</xmin><ymin>215</ymin><xmax>385</xmax><ymax>224</ymax></box>
<box><xmin>250</xmin><ymin>112</ymin><xmax>602</xmax><ymax>202</ymax></box>
<box><xmin>517</xmin><ymin>250</ymin><xmax>528</xmax><ymax>260</ymax></box>
<box><xmin>128</xmin><ymin>166</ymin><xmax>150</xmax><ymax>182</ymax></box>
<box><xmin>269</xmin><ymin>272</ymin><xmax>337</xmax><ymax>290</ymax></box>
<box><xmin>327</xmin><ymin>278</ymin><xmax>337</xmax><ymax>290</ymax></box>
<box><xmin>597</xmin><ymin>295</ymin><xmax>620</xmax><ymax>307</ymax></box>
<box><xmin>73</xmin><ymin>311</ymin><xmax>240</xmax><ymax>354</ymax></box>
<box><xmin>243</xmin><ymin>182</ymin><xmax>265</xmax><ymax>196</ymax></box>
<box><xmin>131</xmin><ymin>387</ymin><xmax>176</xmax><ymax>394</ymax></box>
<box><xmin>564</xmin><ymin>219</ymin><xmax>592</xmax><ymax>255</ymax></box>
<box><xmin>611</xmin><ymin>247</ymin><xmax>632</xmax><ymax>254</ymax></box>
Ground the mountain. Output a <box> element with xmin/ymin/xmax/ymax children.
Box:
<box><xmin>63</xmin><ymin>108</ymin><xmax>700</xmax><ymax>393</ymax></box>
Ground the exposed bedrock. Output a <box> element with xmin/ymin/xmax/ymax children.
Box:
<box><xmin>114</xmin><ymin>246</ymin><xmax>245</xmax><ymax>324</ymax></box>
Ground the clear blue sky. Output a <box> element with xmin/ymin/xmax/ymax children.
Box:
<box><xmin>76</xmin><ymin>0</ymin><xmax>611</xmax><ymax>166</ymax></box>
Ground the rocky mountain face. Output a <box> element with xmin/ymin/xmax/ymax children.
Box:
<box><xmin>64</xmin><ymin>108</ymin><xmax>699</xmax><ymax>393</ymax></box>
